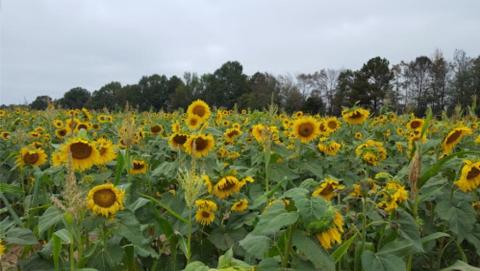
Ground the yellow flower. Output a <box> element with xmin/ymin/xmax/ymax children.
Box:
<box><xmin>1</xmin><ymin>131</ymin><xmax>10</xmax><ymax>140</ymax></box>
<box><xmin>129</xmin><ymin>160</ymin><xmax>147</xmax><ymax>175</ymax></box>
<box><xmin>195</xmin><ymin>209</ymin><xmax>215</xmax><ymax>226</ymax></box>
<box><xmin>213</xmin><ymin>176</ymin><xmax>242</xmax><ymax>199</ymax></box>
<box><xmin>87</xmin><ymin>183</ymin><xmax>125</xmax><ymax>217</ymax></box>
<box><xmin>187</xmin><ymin>99</ymin><xmax>211</xmax><ymax>122</ymax></box>
<box><xmin>55</xmin><ymin>128</ymin><xmax>68</xmax><ymax>138</ymax></box>
<box><xmin>95</xmin><ymin>138</ymin><xmax>117</xmax><ymax>165</ymax></box>
<box><xmin>312</xmin><ymin>178</ymin><xmax>345</xmax><ymax>200</ymax></box>
<box><xmin>292</xmin><ymin>116</ymin><xmax>320</xmax><ymax>143</ymax></box>
<box><xmin>150</xmin><ymin>124</ymin><xmax>163</xmax><ymax>135</ymax></box>
<box><xmin>231</xmin><ymin>199</ymin><xmax>249</xmax><ymax>212</ymax></box>
<box><xmin>407</xmin><ymin>118</ymin><xmax>424</xmax><ymax>131</ymax></box>
<box><xmin>185</xmin><ymin>114</ymin><xmax>202</xmax><ymax>130</ymax></box>
<box><xmin>195</xmin><ymin>199</ymin><xmax>218</xmax><ymax>211</ymax></box>
<box><xmin>184</xmin><ymin>134</ymin><xmax>215</xmax><ymax>158</ymax></box>
<box><xmin>16</xmin><ymin>147</ymin><xmax>48</xmax><ymax>167</ymax></box>
<box><xmin>168</xmin><ymin>133</ymin><xmax>188</xmax><ymax>151</ymax></box>
<box><xmin>342</xmin><ymin>108</ymin><xmax>370</xmax><ymax>125</ymax></box>
<box><xmin>53</xmin><ymin>119</ymin><xmax>64</xmax><ymax>128</ymax></box>
<box><xmin>224</xmin><ymin>127</ymin><xmax>242</xmax><ymax>144</ymax></box>
<box><xmin>454</xmin><ymin>160</ymin><xmax>480</xmax><ymax>192</ymax></box>
<box><xmin>354</xmin><ymin>132</ymin><xmax>363</xmax><ymax>140</ymax></box>
<box><xmin>0</xmin><ymin>239</ymin><xmax>5</xmax><ymax>257</ymax></box>
<box><xmin>202</xmin><ymin>175</ymin><xmax>213</xmax><ymax>193</ymax></box>
<box><xmin>251</xmin><ymin>124</ymin><xmax>269</xmax><ymax>143</ymax></box>
<box><xmin>441</xmin><ymin>126</ymin><xmax>472</xmax><ymax>155</ymax></box>
<box><xmin>325</xmin><ymin>117</ymin><xmax>341</xmax><ymax>132</ymax></box>
<box><xmin>317</xmin><ymin>141</ymin><xmax>342</xmax><ymax>156</ymax></box>
<box><xmin>355</xmin><ymin>140</ymin><xmax>387</xmax><ymax>166</ymax></box>
<box><xmin>315</xmin><ymin>211</ymin><xmax>344</xmax><ymax>250</ymax></box>
<box><xmin>57</xmin><ymin>138</ymin><xmax>100</xmax><ymax>171</ymax></box>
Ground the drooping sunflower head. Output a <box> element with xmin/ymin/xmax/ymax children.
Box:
<box><xmin>195</xmin><ymin>199</ymin><xmax>218</xmax><ymax>212</ymax></box>
<box><xmin>224</xmin><ymin>127</ymin><xmax>242</xmax><ymax>143</ymax></box>
<box><xmin>58</xmin><ymin>138</ymin><xmax>100</xmax><ymax>171</ymax></box>
<box><xmin>231</xmin><ymin>198</ymin><xmax>249</xmax><ymax>212</ymax></box>
<box><xmin>184</xmin><ymin>134</ymin><xmax>215</xmax><ymax>158</ymax></box>
<box><xmin>213</xmin><ymin>176</ymin><xmax>241</xmax><ymax>199</ymax></box>
<box><xmin>312</xmin><ymin>178</ymin><xmax>345</xmax><ymax>200</ymax></box>
<box><xmin>168</xmin><ymin>133</ymin><xmax>188</xmax><ymax>151</ymax></box>
<box><xmin>187</xmin><ymin>99</ymin><xmax>211</xmax><ymax>122</ymax></box>
<box><xmin>314</xmin><ymin>210</ymin><xmax>344</xmax><ymax>250</ymax></box>
<box><xmin>129</xmin><ymin>159</ymin><xmax>148</xmax><ymax>175</ymax></box>
<box><xmin>442</xmin><ymin>126</ymin><xmax>472</xmax><ymax>155</ymax></box>
<box><xmin>454</xmin><ymin>160</ymin><xmax>480</xmax><ymax>192</ymax></box>
<box><xmin>16</xmin><ymin>147</ymin><xmax>48</xmax><ymax>167</ymax></box>
<box><xmin>342</xmin><ymin>108</ymin><xmax>370</xmax><ymax>125</ymax></box>
<box><xmin>87</xmin><ymin>183</ymin><xmax>125</xmax><ymax>217</ymax></box>
<box><xmin>292</xmin><ymin>116</ymin><xmax>320</xmax><ymax>143</ymax></box>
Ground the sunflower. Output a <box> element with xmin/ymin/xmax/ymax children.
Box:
<box><xmin>224</xmin><ymin>127</ymin><xmax>242</xmax><ymax>143</ymax></box>
<box><xmin>213</xmin><ymin>176</ymin><xmax>242</xmax><ymax>199</ymax></box>
<box><xmin>16</xmin><ymin>147</ymin><xmax>48</xmax><ymax>167</ymax></box>
<box><xmin>325</xmin><ymin>117</ymin><xmax>341</xmax><ymax>132</ymax></box>
<box><xmin>195</xmin><ymin>199</ymin><xmax>218</xmax><ymax>211</ymax></box>
<box><xmin>97</xmin><ymin>114</ymin><xmax>113</xmax><ymax>123</ymax></box>
<box><xmin>75</xmin><ymin>122</ymin><xmax>91</xmax><ymax>132</ymax></box>
<box><xmin>252</xmin><ymin>124</ymin><xmax>269</xmax><ymax>143</ymax></box>
<box><xmin>65</xmin><ymin>118</ymin><xmax>80</xmax><ymax>131</ymax></box>
<box><xmin>130</xmin><ymin>160</ymin><xmax>147</xmax><ymax>174</ymax></box>
<box><xmin>312</xmin><ymin>178</ymin><xmax>345</xmax><ymax>200</ymax></box>
<box><xmin>86</xmin><ymin>183</ymin><xmax>125</xmax><ymax>217</ymax></box>
<box><xmin>187</xmin><ymin>99</ymin><xmax>211</xmax><ymax>122</ymax></box>
<box><xmin>407</xmin><ymin>118</ymin><xmax>424</xmax><ymax>130</ymax></box>
<box><xmin>195</xmin><ymin>209</ymin><xmax>215</xmax><ymax>226</ymax></box>
<box><xmin>96</xmin><ymin>138</ymin><xmax>117</xmax><ymax>165</ymax></box>
<box><xmin>441</xmin><ymin>126</ymin><xmax>472</xmax><ymax>155</ymax></box>
<box><xmin>354</xmin><ymin>132</ymin><xmax>363</xmax><ymax>140</ymax></box>
<box><xmin>168</xmin><ymin>133</ymin><xmax>188</xmax><ymax>150</ymax></box>
<box><xmin>377</xmin><ymin>181</ymin><xmax>408</xmax><ymax>213</ymax></box>
<box><xmin>454</xmin><ymin>160</ymin><xmax>480</xmax><ymax>192</ymax></box>
<box><xmin>55</xmin><ymin>128</ymin><xmax>68</xmax><ymax>138</ymax></box>
<box><xmin>184</xmin><ymin>134</ymin><xmax>215</xmax><ymax>158</ymax></box>
<box><xmin>342</xmin><ymin>108</ymin><xmax>370</xmax><ymax>125</ymax></box>
<box><xmin>186</xmin><ymin>115</ymin><xmax>202</xmax><ymax>130</ymax></box>
<box><xmin>53</xmin><ymin>119</ymin><xmax>64</xmax><ymax>128</ymax></box>
<box><xmin>57</xmin><ymin>138</ymin><xmax>100</xmax><ymax>171</ymax></box>
<box><xmin>355</xmin><ymin>140</ymin><xmax>387</xmax><ymax>166</ymax></box>
<box><xmin>317</xmin><ymin>141</ymin><xmax>342</xmax><ymax>156</ymax></box>
<box><xmin>292</xmin><ymin>116</ymin><xmax>320</xmax><ymax>143</ymax></box>
<box><xmin>0</xmin><ymin>239</ymin><xmax>5</xmax><ymax>257</ymax></box>
<box><xmin>315</xmin><ymin>211</ymin><xmax>344</xmax><ymax>250</ymax></box>
<box><xmin>150</xmin><ymin>124</ymin><xmax>163</xmax><ymax>135</ymax></box>
<box><xmin>202</xmin><ymin>175</ymin><xmax>213</xmax><ymax>193</ymax></box>
<box><xmin>1</xmin><ymin>131</ymin><xmax>10</xmax><ymax>140</ymax></box>
<box><xmin>231</xmin><ymin>199</ymin><xmax>249</xmax><ymax>212</ymax></box>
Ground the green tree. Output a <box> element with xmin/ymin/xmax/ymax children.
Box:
<box><xmin>90</xmin><ymin>82</ymin><xmax>122</xmax><ymax>110</ymax></box>
<box><xmin>30</xmin><ymin>95</ymin><xmax>52</xmax><ymax>110</ymax></box>
<box><xmin>59</xmin><ymin>87</ymin><xmax>91</xmax><ymax>109</ymax></box>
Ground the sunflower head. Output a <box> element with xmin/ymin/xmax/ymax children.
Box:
<box><xmin>87</xmin><ymin>183</ymin><xmax>125</xmax><ymax>217</ymax></box>
<box><xmin>442</xmin><ymin>127</ymin><xmax>472</xmax><ymax>155</ymax></box>
<box><xmin>407</xmin><ymin>118</ymin><xmax>424</xmax><ymax>130</ymax></box>
<box><xmin>186</xmin><ymin>115</ymin><xmax>202</xmax><ymax>130</ymax></box>
<box><xmin>184</xmin><ymin>134</ymin><xmax>215</xmax><ymax>158</ymax></box>
<box><xmin>130</xmin><ymin>159</ymin><xmax>147</xmax><ymax>174</ymax></box>
<box><xmin>455</xmin><ymin>160</ymin><xmax>480</xmax><ymax>192</ymax></box>
<box><xmin>187</xmin><ymin>100</ymin><xmax>211</xmax><ymax>122</ymax></box>
<box><xmin>314</xmin><ymin>211</ymin><xmax>344</xmax><ymax>250</ymax></box>
<box><xmin>292</xmin><ymin>116</ymin><xmax>320</xmax><ymax>143</ymax></box>
<box><xmin>16</xmin><ymin>147</ymin><xmax>48</xmax><ymax>167</ymax></box>
<box><xmin>168</xmin><ymin>133</ymin><xmax>188</xmax><ymax>150</ymax></box>
<box><xmin>195</xmin><ymin>208</ymin><xmax>215</xmax><ymax>226</ymax></box>
<box><xmin>96</xmin><ymin>138</ymin><xmax>117</xmax><ymax>165</ymax></box>
<box><xmin>342</xmin><ymin>108</ymin><xmax>370</xmax><ymax>125</ymax></box>
<box><xmin>231</xmin><ymin>199</ymin><xmax>249</xmax><ymax>212</ymax></box>
<box><xmin>213</xmin><ymin>176</ymin><xmax>241</xmax><ymax>199</ymax></box>
<box><xmin>150</xmin><ymin>124</ymin><xmax>163</xmax><ymax>135</ymax></box>
<box><xmin>57</xmin><ymin>138</ymin><xmax>100</xmax><ymax>171</ymax></box>
<box><xmin>53</xmin><ymin>119</ymin><xmax>64</xmax><ymax>128</ymax></box>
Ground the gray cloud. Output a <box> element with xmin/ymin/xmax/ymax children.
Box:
<box><xmin>1</xmin><ymin>0</ymin><xmax>480</xmax><ymax>104</ymax></box>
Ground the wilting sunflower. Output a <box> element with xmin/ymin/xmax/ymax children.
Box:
<box><xmin>315</xmin><ymin>211</ymin><xmax>344</xmax><ymax>250</ymax></box>
<box><xmin>195</xmin><ymin>209</ymin><xmax>215</xmax><ymax>226</ymax></box>
<box><xmin>87</xmin><ymin>183</ymin><xmax>125</xmax><ymax>217</ymax></box>
<box><xmin>342</xmin><ymin>108</ymin><xmax>370</xmax><ymax>125</ymax></box>
<box><xmin>454</xmin><ymin>160</ymin><xmax>480</xmax><ymax>192</ymax></box>
<box><xmin>213</xmin><ymin>176</ymin><xmax>242</xmax><ymax>199</ymax></box>
<box><xmin>292</xmin><ymin>116</ymin><xmax>320</xmax><ymax>143</ymax></box>
<box><xmin>184</xmin><ymin>134</ymin><xmax>215</xmax><ymax>158</ymax></box>
<box><xmin>186</xmin><ymin>115</ymin><xmax>202</xmax><ymax>130</ymax></box>
<box><xmin>130</xmin><ymin>160</ymin><xmax>147</xmax><ymax>175</ymax></box>
<box><xmin>168</xmin><ymin>133</ymin><xmax>188</xmax><ymax>151</ymax></box>
<box><xmin>317</xmin><ymin>141</ymin><xmax>342</xmax><ymax>156</ymax></box>
<box><xmin>441</xmin><ymin>126</ymin><xmax>472</xmax><ymax>155</ymax></box>
<box><xmin>312</xmin><ymin>178</ymin><xmax>345</xmax><ymax>200</ymax></box>
<box><xmin>57</xmin><ymin>138</ymin><xmax>100</xmax><ymax>171</ymax></box>
<box><xmin>96</xmin><ymin>138</ymin><xmax>117</xmax><ymax>165</ymax></box>
<box><xmin>16</xmin><ymin>147</ymin><xmax>48</xmax><ymax>167</ymax></box>
<box><xmin>187</xmin><ymin>99</ymin><xmax>211</xmax><ymax>122</ymax></box>
<box><xmin>150</xmin><ymin>124</ymin><xmax>163</xmax><ymax>135</ymax></box>
<box><xmin>377</xmin><ymin>181</ymin><xmax>408</xmax><ymax>213</ymax></box>
<box><xmin>231</xmin><ymin>199</ymin><xmax>249</xmax><ymax>212</ymax></box>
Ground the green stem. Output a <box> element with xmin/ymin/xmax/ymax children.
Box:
<box><xmin>69</xmin><ymin>241</ymin><xmax>75</xmax><ymax>271</ymax></box>
<box><xmin>186</xmin><ymin>207</ymin><xmax>193</xmax><ymax>264</ymax></box>
<box><xmin>454</xmin><ymin>239</ymin><xmax>467</xmax><ymax>262</ymax></box>
<box><xmin>281</xmin><ymin>225</ymin><xmax>294</xmax><ymax>268</ymax></box>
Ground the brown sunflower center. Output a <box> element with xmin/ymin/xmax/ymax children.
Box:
<box><xmin>194</xmin><ymin>137</ymin><xmax>209</xmax><ymax>151</ymax></box>
<box><xmin>201</xmin><ymin>210</ymin><xmax>211</xmax><ymax>218</ymax></box>
<box><xmin>445</xmin><ymin>130</ymin><xmax>462</xmax><ymax>144</ymax></box>
<box><xmin>219</xmin><ymin>178</ymin><xmax>237</xmax><ymax>191</ymax></box>
<box><xmin>327</xmin><ymin>121</ymin><xmax>337</xmax><ymax>130</ymax></box>
<box><xmin>23</xmin><ymin>152</ymin><xmax>39</xmax><ymax>164</ymax></box>
<box><xmin>410</xmin><ymin>121</ymin><xmax>421</xmax><ymax>129</ymax></box>
<box><xmin>192</xmin><ymin>105</ymin><xmax>206</xmax><ymax>117</ymax></box>
<box><xmin>467</xmin><ymin>167</ymin><xmax>480</xmax><ymax>180</ymax></box>
<box><xmin>99</xmin><ymin>146</ymin><xmax>107</xmax><ymax>156</ymax></box>
<box><xmin>58</xmin><ymin>129</ymin><xmax>67</xmax><ymax>136</ymax></box>
<box><xmin>227</xmin><ymin>130</ymin><xmax>240</xmax><ymax>138</ymax></box>
<box><xmin>320</xmin><ymin>184</ymin><xmax>334</xmax><ymax>197</ymax></box>
<box><xmin>173</xmin><ymin>134</ymin><xmax>187</xmax><ymax>145</ymax></box>
<box><xmin>77</xmin><ymin>124</ymin><xmax>88</xmax><ymax>130</ymax></box>
<box><xmin>70</xmin><ymin>142</ymin><xmax>93</xmax><ymax>159</ymax></box>
<box><xmin>190</xmin><ymin>118</ymin><xmax>198</xmax><ymax>126</ymax></box>
<box><xmin>93</xmin><ymin>189</ymin><xmax>117</xmax><ymax>208</ymax></box>
<box><xmin>133</xmin><ymin>161</ymin><xmax>145</xmax><ymax>170</ymax></box>
<box><xmin>151</xmin><ymin>125</ymin><xmax>162</xmax><ymax>133</ymax></box>
<box><xmin>350</xmin><ymin>111</ymin><xmax>363</xmax><ymax>119</ymax></box>
<box><xmin>298</xmin><ymin>122</ymin><xmax>314</xmax><ymax>137</ymax></box>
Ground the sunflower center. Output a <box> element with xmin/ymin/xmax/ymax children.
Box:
<box><xmin>133</xmin><ymin>161</ymin><xmax>145</xmax><ymax>170</ymax></box>
<box><xmin>327</xmin><ymin>121</ymin><xmax>337</xmax><ymax>130</ymax></box>
<box><xmin>350</xmin><ymin>111</ymin><xmax>363</xmax><ymax>119</ymax></box>
<box><xmin>93</xmin><ymin>189</ymin><xmax>117</xmax><ymax>208</ymax></box>
<box><xmin>99</xmin><ymin>146</ymin><xmax>107</xmax><ymax>156</ymax></box>
<box><xmin>151</xmin><ymin>125</ymin><xmax>161</xmax><ymax>133</ymax></box>
<box><xmin>320</xmin><ymin>184</ymin><xmax>334</xmax><ymax>196</ymax></box>
<box><xmin>410</xmin><ymin>121</ymin><xmax>421</xmax><ymax>129</ymax></box>
<box><xmin>192</xmin><ymin>105</ymin><xmax>206</xmax><ymax>117</ymax></box>
<box><xmin>467</xmin><ymin>167</ymin><xmax>480</xmax><ymax>180</ymax></box>
<box><xmin>201</xmin><ymin>210</ymin><xmax>211</xmax><ymax>218</ymax></box>
<box><xmin>298</xmin><ymin>123</ymin><xmax>314</xmax><ymax>137</ymax></box>
<box><xmin>194</xmin><ymin>137</ymin><xmax>209</xmax><ymax>151</ymax></box>
<box><xmin>445</xmin><ymin>130</ymin><xmax>462</xmax><ymax>144</ymax></box>
<box><xmin>70</xmin><ymin>142</ymin><xmax>93</xmax><ymax>159</ymax></box>
<box><xmin>77</xmin><ymin>124</ymin><xmax>88</xmax><ymax>130</ymax></box>
<box><xmin>219</xmin><ymin>178</ymin><xmax>236</xmax><ymax>191</ymax></box>
<box><xmin>23</xmin><ymin>152</ymin><xmax>39</xmax><ymax>164</ymax></box>
<box><xmin>173</xmin><ymin>134</ymin><xmax>187</xmax><ymax>145</ymax></box>
<box><xmin>227</xmin><ymin>130</ymin><xmax>239</xmax><ymax>138</ymax></box>
<box><xmin>59</xmin><ymin>129</ymin><xmax>67</xmax><ymax>136</ymax></box>
<box><xmin>190</xmin><ymin>118</ymin><xmax>198</xmax><ymax>126</ymax></box>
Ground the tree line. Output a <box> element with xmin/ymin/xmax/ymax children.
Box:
<box><xmin>24</xmin><ymin>49</ymin><xmax>480</xmax><ymax>116</ymax></box>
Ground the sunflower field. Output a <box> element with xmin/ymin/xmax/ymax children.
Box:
<box><xmin>0</xmin><ymin>101</ymin><xmax>480</xmax><ymax>271</ymax></box>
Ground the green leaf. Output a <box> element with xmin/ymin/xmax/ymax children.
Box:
<box><xmin>332</xmin><ymin>233</ymin><xmax>357</xmax><ymax>262</ymax></box>
<box><xmin>128</xmin><ymin>197</ymin><xmax>150</xmax><ymax>212</ymax></box>
<box><xmin>252</xmin><ymin>202</ymin><xmax>298</xmax><ymax>235</ymax></box>
<box><xmin>239</xmin><ymin>235</ymin><xmax>271</xmax><ymax>259</ymax></box>
<box><xmin>435</xmin><ymin>199</ymin><xmax>476</xmax><ymax>240</ymax></box>
<box><xmin>291</xmin><ymin>230</ymin><xmax>335</xmax><ymax>271</ymax></box>
<box><xmin>53</xmin><ymin>229</ymin><xmax>73</xmax><ymax>244</ymax></box>
<box><xmin>183</xmin><ymin>261</ymin><xmax>209</xmax><ymax>271</ymax></box>
<box><xmin>440</xmin><ymin>260</ymin><xmax>480</xmax><ymax>271</ymax></box>
<box><xmin>151</xmin><ymin>161</ymin><xmax>177</xmax><ymax>178</ymax></box>
<box><xmin>38</xmin><ymin>206</ymin><xmax>63</xmax><ymax>235</ymax></box>
<box><xmin>5</xmin><ymin>227</ymin><xmax>38</xmax><ymax>245</ymax></box>
<box><xmin>361</xmin><ymin>250</ymin><xmax>406</xmax><ymax>271</ymax></box>
<box><xmin>0</xmin><ymin>183</ymin><xmax>23</xmax><ymax>196</ymax></box>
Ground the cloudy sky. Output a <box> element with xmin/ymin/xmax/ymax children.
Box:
<box><xmin>1</xmin><ymin>0</ymin><xmax>479</xmax><ymax>105</ymax></box>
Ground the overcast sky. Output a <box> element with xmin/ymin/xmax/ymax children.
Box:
<box><xmin>1</xmin><ymin>0</ymin><xmax>480</xmax><ymax>105</ymax></box>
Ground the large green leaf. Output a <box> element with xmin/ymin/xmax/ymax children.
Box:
<box><xmin>38</xmin><ymin>206</ymin><xmax>63</xmax><ymax>235</ymax></box>
<box><xmin>441</xmin><ymin>260</ymin><xmax>480</xmax><ymax>271</ymax></box>
<box><xmin>435</xmin><ymin>199</ymin><xmax>476</xmax><ymax>240</ymax></box>
<box><xmin>239</xmin><ymin>235</ymin><xmax>271</xmax><ymax>259</ymax></box>
<box><xmin>5</xmin><ymin>227</ymin><xmax>38</xmax><ymax>245</ymax></box>
<box><xmin>251</xmin><ymin>201</ymin><xmax>298</xmax><ymax>235</ymax></box>
<box><xmin>361</xmin><ymin>250</ymin><xmax>406</xmax><ymax>271</ymax></box>
<box><xmin>291</xmin><ymin>230</ymin><xmax>335</xmax><ymax>271</ymax></box>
